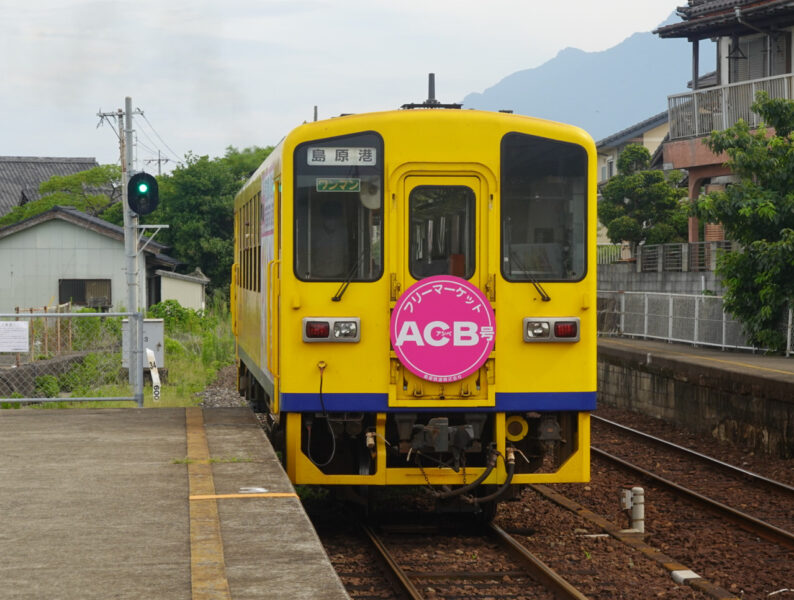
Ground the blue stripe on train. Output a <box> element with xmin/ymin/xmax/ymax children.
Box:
<box><xmin>279</xmin><ymin>392</ymin><xmax>596</xmax><ymax>412</ymax></box>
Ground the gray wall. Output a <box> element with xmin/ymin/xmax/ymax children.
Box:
<box><xmin>598</xmin><ymin>345</ymin><xmax>794</xmax><ymax>458</ymax></box>
<box><xmin>0</xmin><ymin>220</ymin><xmax>144</xmax><ymax>312</ymax></box>
<box><xmin>598</xmin><ymin>262</ymin><xmax>726</xmax><ymax>295</ymax></box>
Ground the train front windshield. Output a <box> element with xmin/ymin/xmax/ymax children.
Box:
<box><xmin>501</xmin><ymin>133</ymin><xmax>587</xmax><ymax>282</ymax></box>
<box><xmin>294</xmin><ymin>132</ymin><xmax>384</xmax><ymax>281</ymax></box>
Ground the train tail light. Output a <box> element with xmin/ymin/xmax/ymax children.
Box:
<box><xmin>303</xmin><ymin>317</ymin><xmax>361</xmax><ymax>343</ymax></box>
<box><xmin>523</xmin><ymin>317</ymin><xmax>580</xmax><ymax>342</ymax></box>
<box><xmin>305</xmin><ymin>321</ymin><xmax>330</xmax><ymax>339</ymax></box>
<box><xmin>554</xmin><ymin>321</ymin><xmax>578</xmax><ymax>338</ymax></box>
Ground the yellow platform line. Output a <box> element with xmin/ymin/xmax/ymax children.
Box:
<box><xmin>191</xmin><ymin>493</ymin><xmax>298</xmax><ymax>500</ymax></box>
<box><xmin>186</xmin><ymin>407</ymin><xmax>232</xmax><ymax>600</ymax></box>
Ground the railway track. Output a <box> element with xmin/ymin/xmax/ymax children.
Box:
<box><xmin>360</xmin><ymin>521</ymin><xmax>589</xmax><ymax>600</ymax></box>
<box><xmin>591</xmin><ymin>415</ymin><xmax>794</xmax><ymax>550</ymax></box>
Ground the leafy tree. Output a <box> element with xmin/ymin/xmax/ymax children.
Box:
<box><xmin>148</xmin><ymin>146</ymin><xmax>272</xmax><ymax>295</ymax></box>
<box><xmin>0</xmin><ymin>165</ymin><xmax>120</xmax><ymax>227</ymax></box>
<box><xmin>598</xmin><ymin>144</ymin><xmax>688</xmax><ymax>245</ymax></box>
<box><xmin>695</xmin><ymin>91</ymin><xmax>794</xmax><ymax>351</ymax></box>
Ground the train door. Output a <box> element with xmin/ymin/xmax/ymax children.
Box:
<box><xmin>262</xmin><ymin>170</ymin><xmax>281</xmax><ymax>413</ymax></box>
<box><xmin>392</xmin><ymin>174</ymin><xmax>494</xmax><ymax>405</ymax></box>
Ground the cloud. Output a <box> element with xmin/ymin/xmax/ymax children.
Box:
<box><xmin>0</xmin><ymin>0</ymin><xmax>681</xmax><ymax>165</ymax></box>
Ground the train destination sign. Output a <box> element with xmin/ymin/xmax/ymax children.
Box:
<box><xmin>307</xmin><ymin>146</ymin><xmax>377</xmax><ymax>166</ymax></box>
<box><xmin>316</xmin><ymin>178</ymin><xmax>360</xmax><ymax>192</ymax></box>
<box><xmin>390</xmin><ymin>275</ymin><xmax>495</xmax><ymax>383</ymax></box>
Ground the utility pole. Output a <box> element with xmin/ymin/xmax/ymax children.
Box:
<box><xmin>97</xmin><ymin>98</ymin><xmax>142</xmax><ymax>399</ymax></box>
<box><xmin>144</xmin><ymin>150</ymin><xmax>171</xmax><ymax>175</ymax></box>
<box><xmin>123</xmin><ymin>97</ymin><xmax>143</xmax><ymax>400</ymax></box>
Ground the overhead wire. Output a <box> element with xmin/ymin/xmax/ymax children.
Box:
<box><xmin>138</xmin><ymin>112</ymin><xmax>183</xmax><ymax>164</ymax></box>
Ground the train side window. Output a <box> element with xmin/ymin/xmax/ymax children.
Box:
<box><xmin>294</xmin><ymin>132</ymin><xmax>384</xmax><ymax>282</ymax></box>
<box><xmin>501</xmin><ymin>133</ymin><xmax>587</xmax><ymax>282</ymax></box>
<box><xmin>408</xmin><ymin>185</ymin><xmax>476</xmax><ymax>280</ymax></box>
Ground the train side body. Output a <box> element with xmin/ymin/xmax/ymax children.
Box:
<box><xmin>233</xmin><ymin>109</ymin><xmax>595</xmax><ymax>493</ymax></box>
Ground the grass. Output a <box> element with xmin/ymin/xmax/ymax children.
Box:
<box><xmin>2</xmin><ymin>296</ymin><xmax>236</xmax><ymax>410</ymax></box>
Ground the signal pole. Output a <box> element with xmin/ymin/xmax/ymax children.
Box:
<box><xmin>98</xmin><ymin>98</ymin><xmax>141</xmax><ymax>395</ymax></box>
<box><xmin>123</xmin><ymin>97</ymin><xmax>143</xmax><ymax>397</ymax></box>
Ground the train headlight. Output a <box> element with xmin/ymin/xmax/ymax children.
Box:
<box><xmin>333</xmin><ymin>321</ymin><xmax>358</xmax><ymax>339</ymax></box>
<box><xmin>525</xmin><ymin>321</ymin><xmax>550</xmax><ymax>339</ymax></box>
<box><xmin>303</xmin><ymin>317</ymin><xmax>361</xmax><ymax>343</ymax></box>
<box><xmin>522</xmin><ymin>318</ymin><xmax>580</xmax><ymax>342</ymax></box>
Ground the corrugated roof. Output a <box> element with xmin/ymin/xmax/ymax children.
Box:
<box><xmin>0</xmin><ymin>156</ymin><xmax>100</xmax><ymax>218</ymax></box>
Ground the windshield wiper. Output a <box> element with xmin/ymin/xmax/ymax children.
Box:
<box><xmin>510</xmin><ymin>250</ymin><xmax>551</xmax><ymax>302</ymax></box>
<box><xmin>331</xmin><ymin>250</ymin><xmax>366</xmax><ymax>302</ymax></box>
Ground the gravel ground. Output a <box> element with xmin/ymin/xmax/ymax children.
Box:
<box><xmin>197</xmin><ymin>371</ymin><xmax>794</xmax><ymax>598</ymax></box>
<box><xmin>196</xmin><ymin>364</ymin><xmax>247</xmax><ymax>408</ymax></box>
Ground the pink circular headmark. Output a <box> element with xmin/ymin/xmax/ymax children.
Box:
<box><xmin>390</xmin><ymin>275</ymin><xmax>495</xmax><ymax>383</ymax></box>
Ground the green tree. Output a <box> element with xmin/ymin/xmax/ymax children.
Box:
<box><xmin>149</xmin><ymin>146</ymin><xmax>272</xmax><ymax>295</ymax></box>
<box><xmin>0</xmin><ymin>165</ymin><xmax>120</xmax><ymax>227</ymax></box>
<box><xmin>695</xmin><ymin>91</ymin><xmax>794</xmax><ymax>351</ymax></box>
<box><xmin>598</xmin><ymin>144</ymin><xmax>688</xmax><ymax>245</ymax></box>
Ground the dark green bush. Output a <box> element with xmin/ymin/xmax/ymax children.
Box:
<box><xmin>35</xmin><ymin>375</ymin><xmax>60</xmax><ymax>398</ymax></box>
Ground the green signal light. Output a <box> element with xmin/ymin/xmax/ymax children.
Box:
<box><xmin>137</xmin><ymin>183</ymin><xmax>149</xmax><ymax>194</ymax></box>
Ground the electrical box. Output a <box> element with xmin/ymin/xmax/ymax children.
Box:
<box><xmin>122</xmin><ymin>318</ymin><xmax>165</xmax><ymax>368</ymax></box>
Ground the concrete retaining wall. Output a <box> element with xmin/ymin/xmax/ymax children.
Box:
<box><xmin>598</xmin><ymin>345</ymin><xmax>794</xmax><ymax>458</ymax></box>
<box><xmin>599</xmin><ymin>262</ymin><xmax>726</xmax><ymax>295</ymax></box>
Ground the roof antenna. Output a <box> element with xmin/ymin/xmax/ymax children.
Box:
<box><xmin>426</xmin><ymin>73</ymin><xmax>440</xmax><ymax>106</ymax></box>
<box><xmin>401</xmin><ymin>73</ymin><xmax>462</xmax><ymax>110</ymax></box>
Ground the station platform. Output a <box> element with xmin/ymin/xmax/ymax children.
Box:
<box><xmin>0</xmin><ymin>407</ymin><xmax>349</xmax><ymax>600</ymax></box>
<box><xmin>597</xmin><ymin>336</ymin><xmax>794</xmax><ymax>457</ymax></box>
<box><xmin>598</xmin><ymin>336</ymin><xmax>794</xmax><ymax>387</ymax></box>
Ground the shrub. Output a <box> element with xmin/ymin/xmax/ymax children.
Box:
<box><xmin>35</xmin><ymin>375</ymin><xmax>60</xmax><ymax>398</ymax></box>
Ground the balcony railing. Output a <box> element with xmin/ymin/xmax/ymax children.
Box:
<box><xmin>597</xmin><ymin>241</ymin><xmax>737</xmax><ymax>272</ymax></box>
<box><xmin>668</xmin><ymin>74</ymin><xmax>794</xmax><ymax>140</ymax></box>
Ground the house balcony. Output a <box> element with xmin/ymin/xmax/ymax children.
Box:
<box><xmin>667</xmin><ymin>73</ymin><xmax>794</xmax><ymax>141</ymax></box>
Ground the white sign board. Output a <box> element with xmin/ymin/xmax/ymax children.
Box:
<box><xmin>0</xmin><ymin>321</ymin><xmax>29</xmax><ymax>353</ymax></box>
<box><xmin>307</xmin><ymin>146</ymin><xmax>377</xmax><ymax>166</ymax></box>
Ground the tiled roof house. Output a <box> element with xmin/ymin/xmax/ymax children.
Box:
<box><xmin>0</xmin><ymin>156</ymin><xmax>100</xmax><ymax>218</ymax></box>
<box><xmin>654</xmin><ymin>0</ymin><xmax>794</xmax><ymax>241</ymax></box>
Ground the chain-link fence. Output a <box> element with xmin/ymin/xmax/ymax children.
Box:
<box><xmin>598</xmin><ymin>290</ymin><xmax>794</xmax><ymax>356</ymax></box>
<box><xmin>0</xmin><ymin>311</ymin><xmax>143</xmax><ymax>406</ymax></box>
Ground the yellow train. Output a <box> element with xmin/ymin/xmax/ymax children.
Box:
<box><xmin>232</xmin><ymin>91</ymin><xmax>595</xmax><ymax>512</ymax></box>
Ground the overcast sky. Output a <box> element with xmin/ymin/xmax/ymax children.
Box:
<box><xmin>2</xmin><ymin>0</ymin><xmax>681</xmax><ymax>170</ymax></box>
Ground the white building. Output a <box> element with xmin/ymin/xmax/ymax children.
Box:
<box><xmin>0</xmin><ymin>206</ymin><xmax>206</xmax><ymax>313</ymax></box>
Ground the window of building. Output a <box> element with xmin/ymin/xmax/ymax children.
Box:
<box><xmin>59</xmin><ymin>279</ymin><xmax>112</xmax><ymax>309</ymax></box>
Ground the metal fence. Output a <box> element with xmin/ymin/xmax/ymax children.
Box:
<box><xmin>0</xmin><ymin>311</ymin><xmax>144</xmax><ymax>406</ymax></box>
<box><xmin>597</xmin><ymin>242</ymin><xmax>737</xmax><ymax>272</ymax></box>
<box><xmin>598</xmin><ymin>290</ymin><xmax>794</xmax><ymax>356</ymax></box>
<box><xmin>667</xmin><ymin>73</ymin><xmax>793</xmax><ymax>140</ymax></box>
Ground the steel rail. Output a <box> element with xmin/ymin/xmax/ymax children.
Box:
<box><xmin>361</xmin><ymin>522</ymin><xmax>589</xmax><ymax>600</ymax></box>
<box><xmin>592</xmin><ymin>447</ymin><xmax>794</xmax><ymax>551</ymax></box>
<box><xmin>592</xmin><ymin>415</ymin><xmax>794</xmax><ymax>494</ymax></box>
<box><xmin>488</xmin><ymin>523</ymin><xmax>590</xmax><ymax>600</ymax></box>
<box><xmin>360</xmin><ymin>524</ymin><xmax>424</xmax><ymax>600</ymax></box>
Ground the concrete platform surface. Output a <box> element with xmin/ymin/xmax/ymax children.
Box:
<box><xmin>598</xmin><ymin>336</ymin><xmax>794</xmax><ymax>387</ymax></box>
<box><xmin>0</xmin><ymin>407</ymin><xmax>349</xmax><ymax>600</ymax></box>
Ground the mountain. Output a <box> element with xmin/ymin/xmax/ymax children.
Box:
<box><xmin>462</xmin><ymin>25</ymin><xmax>693</xmax><ymax>142</ymax></box>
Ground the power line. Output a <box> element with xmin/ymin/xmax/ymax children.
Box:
<box><xmin>138</xmin><ymin>111</ymin><xmax>182</xmax><ymax>163</ymax></box>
